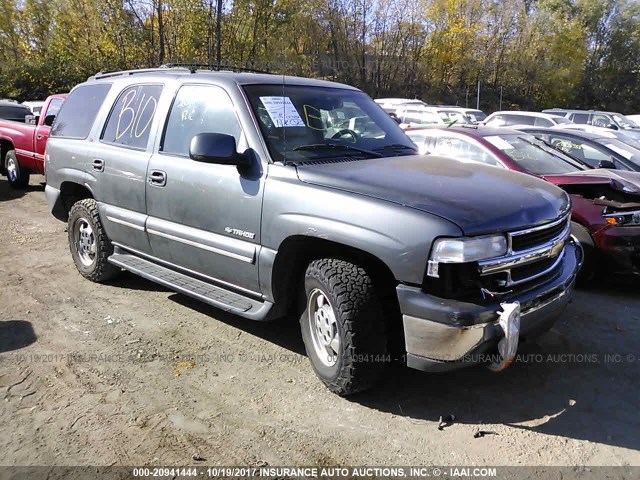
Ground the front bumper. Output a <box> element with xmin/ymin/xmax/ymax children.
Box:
<box><xmin>399</xmin><ymin>238</ymin><xmax>582</xmax><ymax>372</ymax></box>
<box><xmin>593</xmin><ymin>224</ymin><xmax>640</xmax><ymax>274</ymax></box>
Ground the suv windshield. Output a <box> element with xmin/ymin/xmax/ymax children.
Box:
<box><xmin>242</xmin><ymin>84</ymin><xmax>416</xmax><ymax>163</ymax></box>
<box><xmin>484</xmin><ymin>134</ymin><xmax>585</xmax><ymax>175</ymax></box>
<box><xmin>599</xmin><ymin>138</ymin><xmax>640</xmax><ymax>165</ymax></box>
<box><xmin>612</xmin><ymin>114</ymin><xmax>639</xmax><ymax>129</ymax></box>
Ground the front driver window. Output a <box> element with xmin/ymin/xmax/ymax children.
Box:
<box><xmin>161</xmin><ymin>85</ymin><xmax>243</xmax><ymax>157</ymax></box>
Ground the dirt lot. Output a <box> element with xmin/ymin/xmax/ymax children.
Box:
<box><xmin>1</xmin><ymin>175</ymin><xmax>639</xmax><ymax>468</ymax></box>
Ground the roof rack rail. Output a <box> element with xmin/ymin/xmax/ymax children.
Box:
<box><xmin>90</xmin><ymin>63</ymin><xmax>272</xmax><ymax>80</ymax></box>
<box><xmin>90</xmin><ymin>66</ymin><xmax>190</xmax><ymax>80</ymax></box>
<box><xmin>162</xmin><ymin>63</ymin><xmax>271</xmax><ymax>74</ymax></box>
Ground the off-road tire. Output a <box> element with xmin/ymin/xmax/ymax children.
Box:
<box><xmin>68</xmin><ymin>199</ymin><xmax>120</xmax><ymax>282</ymax></box>
<box><xmin>5</xmin><ymin>150</ymin><xmax>29</xmax><ymax>188</ymax></box>
<box><xmin>300</xmin><ymin>258</ymin><xmax>387</xmax><ymax>396</ymax></box>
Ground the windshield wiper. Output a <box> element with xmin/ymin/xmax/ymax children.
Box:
<box><xmin>293</xmin><ymin>144</ymin><xmax>383</xmax><ymax>158</ymax></box>
<box><xmin>373</xmin><ymin>144</ymin><xmax>417</xmax><ymax>152</ymax></box>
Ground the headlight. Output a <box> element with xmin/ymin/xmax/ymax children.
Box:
<box><xmin>427</xmin><ymin>235</ymin><xmax>507</xmax><ymax>278</ymax></box>
<box><xmin>603</xmin><ymin>210</ymin><xmax>640</xmax><ymax>226</ymax></box>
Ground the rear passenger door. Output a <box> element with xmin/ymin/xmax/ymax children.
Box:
<box><xmin>90</xmin><ymin>84</ymin><xmax>164</xmax><ymax>254</ymax></box>
<box><xmin>145</xmin><ymin>84</ymin><xmax>264</xmax><ymax>294</ymax></box>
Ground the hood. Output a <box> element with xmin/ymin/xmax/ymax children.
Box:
<box><xmin>295</xmin><ymin>155</ymin><xmax>570</xmax><ymax>236</ymax></box>
<box><xmin>544</xmin><ymin>169</ymin><xmax>640</xmax><ymax>195</ymax></box>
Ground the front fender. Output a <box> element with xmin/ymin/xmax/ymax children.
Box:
<box><xmin>261</xmin><ymin>166</ymin><xmax>462</xmax><ymax>286</ymax></box>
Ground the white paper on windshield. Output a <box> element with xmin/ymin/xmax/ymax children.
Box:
<box><xmin>485</xmin><ymin>135</ymin><xmax>514</xmax><ymax>151</ymax></box>
<box><xmin>259</xmin><ymin>96</ymin><xmax>305</xmax><ymax>128</ymax></box>
<box><xmin>605</xmin><ymin>143</ymin><xmax>633</xmax><ymax>160</ymax></box>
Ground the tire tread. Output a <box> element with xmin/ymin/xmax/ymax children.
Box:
<box><xmin>68</xmin><ymin>198</ymin><xmax>120</xmax><ymax>283</ymax></box>
<box><xmin>304</xmin><ymin>258</ymin><xmax>387</xmax><ymax>395</ymax></box>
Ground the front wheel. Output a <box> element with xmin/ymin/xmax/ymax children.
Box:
<box><xmin>68</xmin><ymin>199</ymin><xmax>120</xmax><ymax>282</ymax></box>
<box><xmin>5</xmin><ymin>150</ymin><xmax>29</xmax><ymax>188</ymax></box>
<box><xmin>571</xmin><ymin>221</ymin><xmax>599</xmax><ymax>286</ymax></box>
<box><xmin>300</xmin><ymin>258</ymin><xmax>387</xmax><ymax>395</ymax></box>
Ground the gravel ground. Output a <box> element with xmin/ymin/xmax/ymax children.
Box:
<box><xmin>0</xmin><ymin>175</ymin><xmax>639</xmax><ymax>468</ymax></box>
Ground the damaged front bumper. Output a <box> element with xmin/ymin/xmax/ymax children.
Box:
<box><xmin>398</xmin><ymin>238</ymin><xmax>582</xmax><ymax>373</ymax></box>
<box><xmin>594</xmin><ymin>224</ymin><xmax>640</xmax><ymax>274</ymax></box>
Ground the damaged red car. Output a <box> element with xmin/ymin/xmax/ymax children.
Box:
<box><xmin>406</xmin><ymin>126</ymin><xmax>640</xmax><ymax>280</ymax></box>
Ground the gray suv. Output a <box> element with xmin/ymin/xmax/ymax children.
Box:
<box><xmin>543</xmin><ymin>109</ymin><xmax>640</xmax><ymax>140</ymax></box>
<box><xmin>45</xmin><ymin>67</ymin><xmax>582</xmax><ymax>395</ymax></box>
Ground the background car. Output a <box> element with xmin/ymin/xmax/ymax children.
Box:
<box><xmin>483</xmin><ymin>111</ymin><xmax>573</xmax><ymax>128</ymax></box>
<box><xmin>396</xmin><ymin>105</ymin><xmax>474</xmax><ymax>128</ymax></box>
<box><xmin>21</xmin><ymin>100</ymin><xmax>46</xmax><ymax>115</ymax></box>
<box><xmin>0</xmin><ymin>100</ymin><xmax>32</xmax><ymax>122</ymax></box>
<box><xmin>553</xmin><ymin>123</ymin><xmax>640</xmax><ymax>149</ymax></box>
<box><xmin>448</xmin><ymin>107</ymin><xmax>487</xmax><ymax>124</ymax></box>
<box><xmin>543</xmin><ymin>109</ymin><xmax>640</xmax><ymax>141</ymax></box>
<box><xmin>406</xmin><ymin>125</ymin><xmax>640</xmax><ymax>281</ymax></box>
<box><xmin>374</xmin><ymin>98</ymin><xmax>427</xmax><ymax>115</ymax></box>
<box><xmin>517</xmin><ymin>127</ymin><xmax>640</xmax><ymax>171</ymax></box>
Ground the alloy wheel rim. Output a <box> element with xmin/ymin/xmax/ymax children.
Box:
<box><xmin>308</xmin><ymin>288</ymin><xmax>339</xmax><ymax>367</ymax></box>
<box><xmin>74</xmin><ymin>218</ymin><xmax>97</xmax><ymax>266</ymax></box>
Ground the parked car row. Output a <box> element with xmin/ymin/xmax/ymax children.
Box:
<box><xmin>376</xmin><ymin>96</ymin><xmax>640</xmax><ymax>147</ymax></box>
<box><xmin>374</xmin><ymin>98</ymin><xmax>486</xmax><ymax>126</ymax></box>
<box><xmin>406</xmin><ymin>124</ymin><xmax>640</xmax><ymax>281</ymax></box>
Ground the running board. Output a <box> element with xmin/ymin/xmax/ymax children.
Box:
<box><xmin>108</xmin><ymin>252</ymin><xmax>273</xmax><ymax>320</ymax></box>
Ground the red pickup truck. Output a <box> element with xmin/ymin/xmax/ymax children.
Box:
<box><xmin>0</xmin><ymin>94</ymin><xmax>66</xmax><ymax>188</ymax></box>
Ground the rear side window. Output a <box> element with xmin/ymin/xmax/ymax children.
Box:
<box><xmin>51</xmin><ymin>84</ymin><xmax>111</xmax><ymax>138</ymax></box>
<box><xmin>485</xmin><ymin>115</ymin><xmax>505</xmax><ymax>126</ymax></box>
<box><xmin>570</xmin><ymin>113</ymin><xmax>589</xmax><ymax>124</ymax></box>
<box><xmin>534</xmin><ymin>117</ymin><xmax>553</xmax><ymax>127</ymax></box>
<box><xmin>402</xmin><ymin>109</ymin><xmax>440</xmax><ymax>125</ymax></box>
<box><xmin>101</xmin><ymin>84</ymin><xmax>163</xmax><ymax>150</ymax></box>
<box><xmin>504</xmin><ymin>114</ymin><xmax>535</xmax><ymax>126</ymax></box>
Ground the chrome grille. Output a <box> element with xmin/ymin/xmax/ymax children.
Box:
<box><xmin>510</xmin><ymin>217</ymin><xmax>570</xmax><ymax>252</ymax></box>
<box><xmin>478</xmin><ymin>214</ymin><xmax>571</xmax><ymax>287</ymax></box>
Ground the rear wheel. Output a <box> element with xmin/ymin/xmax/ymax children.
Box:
<box><xmin>300</xmin><ymin>258</ymin><xmax>387</xmax><ymax>395</ymax></box>
<box><xmin>68</xmin><ymin>198</ymin><xmax>120</xmax><ymax>282</ymax></box>
<box><xmin>5</xmin><ymin>150</ymin><xmax>29</xmax><ymax>188</ymax></box>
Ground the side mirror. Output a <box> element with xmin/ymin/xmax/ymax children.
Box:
<box><xmin>44</xmin><ymin>114</ymin><xmax>56</xmax><ymax>127</ymax></box>
<box><xmin>605</xmin><ymin>124</ymin><xmax>618</xmax><ymax>130</ymax></box>
<box><xmin>25</xmin><ymin>115</ymin><xmax>36</xmax><ymax>125</ymax></box>
<box><xmin>597</xmin><ymin>158</ymin><xmax>616</xmax><ymax>169</ymax></box>
<box><xmin>189</xmin><ymin>133</ymin><xmax>249</xmax><ymax>166</ymax></box>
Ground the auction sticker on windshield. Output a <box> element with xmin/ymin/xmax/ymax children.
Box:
<box><xmin>260</xmin><ymin>96</ymin><xmax>305</xmax><ymax>128</ymax></box>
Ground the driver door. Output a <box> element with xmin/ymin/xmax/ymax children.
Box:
<box><xmin>145</xmin><ymin>84</ymin><xmax>265</xmax><ymax>294</ymax></box>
